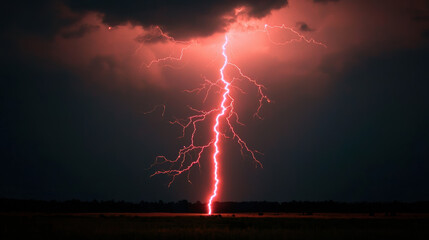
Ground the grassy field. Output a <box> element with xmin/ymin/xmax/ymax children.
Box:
<box><xmin>1</xmin><ymin>213</ymin><xmax>428</xmax><ymax>239</ymax></box>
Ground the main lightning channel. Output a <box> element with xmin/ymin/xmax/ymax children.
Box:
<box><xmin>208</xmin><ymin>35</ymin><xmax>229</xmax><ymax>215</ymax></box>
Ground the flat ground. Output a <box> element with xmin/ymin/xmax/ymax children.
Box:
<box><xmin>1</xmin><ymin>213</ymin><xmax>428</xmax><ymax>239</ymax></box>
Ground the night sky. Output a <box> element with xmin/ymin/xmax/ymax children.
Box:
<box><xmin>1</xmin><ymin>0</ymin><xmax>428</xmax><ymax>203</ymax></box>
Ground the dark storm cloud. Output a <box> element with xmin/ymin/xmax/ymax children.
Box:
<box><xmin>296</xmin><ymin>22</ymin><xmax>314</xmax><ymax>32</ymax></box>
<box><xmin>61</xmin><ymin>24</ymin><xmax>100</xmax><ymax>39</ymax></box>
<box><xmin>0</xmin><ymin>0</ymin><xmax>82</xmax><ymax>38</ymax></box>
<box><xmin>65</xmin><ymin>0</ymin><xmax>288</xmax><ymax>39</ymax></box>
<box><xmin>2</xmin><ymin>0</ymin><xmax>287</xmax><ymax>40</ymax></box>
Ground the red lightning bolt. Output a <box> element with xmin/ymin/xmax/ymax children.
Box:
<box><xmin>147</xmin><ymin>24</ymin><xmax>325</xmax><ymax>215</ymax></box>
<box><xmin>208</xmin><ymin>35</ymin><xmax>229</xmax><ymax>215</ymax></box>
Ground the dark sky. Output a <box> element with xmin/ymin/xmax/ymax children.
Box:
<box><xmin>1</xmin><ymin>0</ymin><xmax>428</xmax><ymax>203</ymax></box>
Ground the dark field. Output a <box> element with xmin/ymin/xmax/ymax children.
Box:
<box><xmin>1</xmin><ymin>213</ymin><xmax>429</xmax><ymax>240</ymax></box>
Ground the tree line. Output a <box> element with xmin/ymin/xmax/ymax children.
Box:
<box><xmin>1</xmin><ymin>198</ymin><xmax>428</xmax><ymax>214</ymax></box>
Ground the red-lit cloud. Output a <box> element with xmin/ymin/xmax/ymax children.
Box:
<box><xmin>2</xmin><ymin>0</ymin><xmax>429</xmax><ymax>204</ymax></box>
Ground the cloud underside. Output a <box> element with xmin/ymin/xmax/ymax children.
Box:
<box><xmin>2</xmin><ymin>0</ymin><xmax>347</xmax><ymax>40</ymax></box>
<box><xmin>65</xmin><ymin>0</ymin><xmax>288</xmax><ymax>39</ymax></box>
